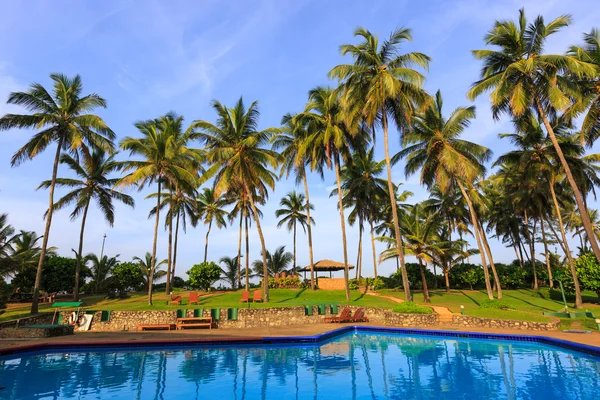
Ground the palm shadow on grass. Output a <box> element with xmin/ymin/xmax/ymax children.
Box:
<box><xmin>459</xmin><ymin>290</ymin><xmax>481</xmax><ymax>306</ymax></box>
<box><xmin>503</xmin><ymin>292</ymin><xmax>555</xmax><ymax>312</ymax></box>
<box><xmin>275</xmin><ymin>288</ymin><xmax>307</xmax><ymax>304</ymax></box>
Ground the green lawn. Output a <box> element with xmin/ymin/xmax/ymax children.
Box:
<box><xmin>0</xmin><ymin>289</ymin><xmax>397</xmax><ymax>322</ymax></box>
<box><xmin>378</xmin><ymin>288</ymin><xmax>600</xmax><ymax>324</ymax></box>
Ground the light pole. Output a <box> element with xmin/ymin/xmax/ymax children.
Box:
<box><xmin>100</xmin><ymin>234</ymin><xmax>107</xmax><ymax>259</ymax></box>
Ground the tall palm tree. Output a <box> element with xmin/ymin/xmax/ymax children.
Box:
<box><xmin>133</xmin><ymin>252</ymin><xmax>167</xmax><ymax>291</ymax></box>
<box><xmin>275</xmin><ymin>191</ymin><xmax>312</xmax><ymax>275</ymax></box>
<box><xmin>85</xmin><ymin>253</ymin><xmax>119</xmax><ymax>294</ymax></box>
<box><xmin>273</xmin><ymin>114</ymin><xmax>318</xmax><ymax>289</ymax></box>
<box><xmin>330</xmin><ymin>27</ymin><xmax>431</xmax><ymax>301</ymax></box>
<box><xmin>468</xmin><ymin>9</ymin><xmax>600</xmax><ymax>262</ymax></box>
<box><xmin>0</xmin><ymin>74</ymin><xmax>115</xmax><ymax>313</ymax></box>
<box><xmin>397</xmin><ymin>90</ymin><xmax>497</xmax><ymax>299</ymax></box>
<box><xmin>336</xmin><ymin>147</ymin><xmax>386</xmax><ymax>279</ymax></box>
<box><xmin>252</xmin><ymin>246</ymin><xmax>293</xmax><ymax>277</ymax></box>
<box><xmin>118</xmin><ymin>112</ymin><xmax>199</xmax><ymax>305</ymax></box>
<box><xmin>169</xmin><ymin>188</ymin><xmax>198</xmax><ymax>290</ymax></box>
<box><xmin>568</xmin><ymin>29</ymin><xmax>600</xmax><ymax>147</ymax></box>
<box><xmin>296</xmin><ymin>86</ymin><xmax>365</xmax><ymax>300</ymax></box>
<box><xmin>39</xmin><ymin>148</ymin><xmax>134</xmax><ymax>300</ymax></box>
<box><xmin>194</xmin><ymin>98</ymin><xmax>279</xmax><ymax>302</ymax></box>
<box><xmin>197</xmin><ymin>187</ymin><xmax>229</xmax><ymax>263</ymax></box>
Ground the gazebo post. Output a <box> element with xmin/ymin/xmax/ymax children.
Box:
<box><xmin>330</xmin><ymin>271</ymin><xmax>332</xmax><ymax>278</ymax></box>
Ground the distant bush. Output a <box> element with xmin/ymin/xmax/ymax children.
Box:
<box><xmin>0</xmin><ymin>279</ymin><xmax>7</xmax><ymax>310</ymax></box>
<box><xmin>268</xmin><ymin>276</ymin><xmax>300</xmax><ymax>289</ymax></box>
<box><xmin>372</xmin><ymin>278</ymin><xmax>385</xmax><ymax>290</ymax></box>
<box><xmin>348</xmin><ymin>279</ymin><xmax>359</xmax><ymax>290</ymax></box>
<box><xmin>392</xmin><ymin>302</ymin><xmax>433</xmax><ymax>314</ymax></box>
<box><xmin>187</xmin><ymin>262</ymin><xmax>221</xmax><ymax>291</ymax></box>
<box><xmin>480</xmin><ymin>299</ymin><xmax>513</xmax><ymax>310</ymax></box>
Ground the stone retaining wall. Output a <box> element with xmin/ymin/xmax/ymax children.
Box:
<box><xmin>0</xmin><ymin>325</ymin><xmax>73</xmax><ymax>339</ymax></box>
<box><xmin>0</xmin><ymin>313</ymin><xmax>54</xmax><ymax>330</ymax></box>
<box><xmin>452</xmin><ymin>315</ymin><xmax>559</xmax><ymax>331</ymax></box>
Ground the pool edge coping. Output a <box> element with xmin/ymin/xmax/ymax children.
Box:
<box><xmin>1</xmin><ymin>325</ymin><xmax>599</xmax><ymax>358</ymax></box>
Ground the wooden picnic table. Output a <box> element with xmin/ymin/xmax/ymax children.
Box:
<box><xmin>136</xmin><ymin>324</ymin><xmax>175</xmax><ymax>331</ymax></box>
<box><xmin>176</xmin><ymin>317</ymin><xmax>213</xmax><ymax>330</ymax></box>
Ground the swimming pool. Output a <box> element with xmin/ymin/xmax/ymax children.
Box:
<box><xmin>1</xmin><ymin>328</ymin><xmax>599</xmax><ymax>399</ymax></box>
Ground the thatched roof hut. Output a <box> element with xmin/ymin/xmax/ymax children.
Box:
<box><xmin>299</xmin><ymin>259</ymin><xmax>355</xmax><ymax>277</ymax></box>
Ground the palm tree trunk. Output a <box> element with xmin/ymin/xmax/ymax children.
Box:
<box><xmin>302</xmin><ymin>173</ymin><xmax>316</xmax><ymax>290</ymax></box>
<box><xmin>457</xmin><ymin>180</ymin><xmax>493</xmax><ymax>300</ymax></box>
<box><xmin>148</xmin><ymin>179</ymin><xmax>161</xmax><ymax>305</ymax></box>
<box><xmin>536</xmin><ymin>99</ymin><xmax>600</xmax><ymax>262</ymax></box>
<box><xmin>513</xmin><ymin>244</ymin><xmax>523</xmax><ymax>268</ymax></box>
<box><xmin>237</xmin><ymin>214</ymin><xmax>243</xmax><ymax>290</ymax></box>
<box><xmin>356</xmin><ymin>222</ymin><xmax>363</xmax><ymax>280</ymax></box>
<box><xmin>369</xmin><ymin>213</ymin><xmax>378</xmax><ymax>279</ymax></box>
<box><xmin>204</xmin><ymin>221</ymin><xmax>212</xmax><ymax>263</ymax></box>
<box><xmin>549</xmin><ymin>182</ymin><xmax>582</xmax><ymax>308</ymax></box>
<box><xmin>433</xmin><ymin>263</ymin><xmax>438</xmax><ymax>289</ymax></box>
<box><xmin>478</xmin><ymin>220</ymin><xmax>502</xmax><ymax>299</ymax></box>
<box><xmin>73</xmin><ymin>198</ymin><xmax>90</xmax><ymax>301</ymax></box>
<box><xmin>444</xmin><ymin>268</ymin><xmax>450</xmax><ymax>292</ymax></box>
<box><xmin>172</xmin><ymin>211</ymin><xmax>180</xmax><ymax>289</ymax></box>
<box><xmin>418</xmin><ymin>258</ymin><xmax>430</xmax><ymax>303</ymax></box>
<box><xmin>524</xmin><ymin>211</ymin><xmax>538</xmax><ymax>290</ymax></box>
<box><xmin>31</xmin><ymin>138</ymin><xmax>63</xmax><ymax>314</ymax></box>
<box><xmin>540</xmin><ymin>218</ymin><xmax>553</xmax><ymax>288</ymax></box>
<box><xmin>382</xmin><ymin>114</ymin><xmax>411</xmax><ymax>301</ymax></box>
<box><xmin>334</xmin><ymin>155</ymin><xmax>351</xmax><ymax>301</ymax></box>
<box><xmin>293</xmin><ymin>220</ymin><xmax>297</xmax><ymax>275</ymax></box>
<box><xmin>245</xmin><ymin>210</ymin><xmax>250</xmax><ymax>291</ymax></box>
<box><xmin>165</xmin><ymin>192</ymin><xmax>173</xmax><ymax>295</ymax></box>
<box><xmin>245</xmin><ymin>185</ymin><xmax>269</xmax><ymax>302</ymax></box>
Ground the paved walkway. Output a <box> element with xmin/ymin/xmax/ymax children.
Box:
<box><xmin>1</xmin><ymin>323</ymin><xmax>599</xmax><ymax>355</ymax></box>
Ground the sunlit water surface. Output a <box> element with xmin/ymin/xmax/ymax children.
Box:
<box><xmin>1</xmin><ymin>331</ymin><xmax>599</xmax><ymax>399</ymax></box>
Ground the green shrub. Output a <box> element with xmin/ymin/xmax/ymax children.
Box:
<box><xmin>372</xmin><ymin>278</ymin><xmax>385</xmax><ymax>290</ymax></box>
<box><xmin>187</xmin><ymin>262</ymin><xmax>221</xmax><ymax>291</ymax></box>
<box><xmin>268</xmin><ymin>276</ymin><xmax>300</xmax><ymax>289</ymax></box>
<box><xmin>392</xmin><ymin>302</ymin><xmax>433</xmax><ymax>314</ymax></box>
<box><xmin>348</xmin><ymin>279</ymin><xmax>359</xmax><ymax>290</ymax></box>
<box><xmin>480</xmin><ymin>299</ymin><xmax>513</xmax><ymax>310</ymax></box>
<box><xmin>0</xmin><ymin>279</ymin><xmax>7</xmax><ymax>310</ymax></box>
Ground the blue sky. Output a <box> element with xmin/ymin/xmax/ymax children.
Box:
<box><xmin>0</xmin><ymin>0</ymin><xmax>598</xmax><ymax>283</ymax></box>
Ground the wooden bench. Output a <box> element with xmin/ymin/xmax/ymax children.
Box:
<box><xmin>136</xmin><ymin>324</ymin><xmax>174</xmax><ymax>331</ymax></box>
<box><xmin>176</xmin><ymin>317</ymin><xmax>213</xmax><ymax>330</ymax></box>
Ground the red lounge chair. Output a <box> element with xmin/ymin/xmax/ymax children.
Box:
<box><xmin>169</xmin><ymin>295</ymin><xmax>182</xmax><ymax>305</ymax></box>
<box><xmin>253</xmin><ymin>290</ymin><xmax>263</xmax><ymax>303</ymax></box>
<box><xmin>240</xmin><ymin>291</ymin><xmax>250</xmax><ymax>303</ymax></box>
<box><xmin>189</xmin><ymin>292</ymin><xmax>199</xmax><ymax>305</ymax></box>
<box><xmin>324</xmin><ymin>307</ymin><xmax>351</xmax><ymax>323</ymax></box>
<box><xmin>349</xmin><ymin>308</ymin><xmax>369</xmax><ymax>323</ymax></box>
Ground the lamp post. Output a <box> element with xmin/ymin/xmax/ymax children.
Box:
<box><xmin>100</xmin><ymin>234</ymin><xmax>107</xmax><ymax>259</ymax></box>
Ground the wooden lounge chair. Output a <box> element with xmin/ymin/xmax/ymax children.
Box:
<box><xmin>240</xmin><ymin>291</ymin><xmax>250</xmax><ymax>303</ymax></box>
<box><xmin>253</xmin><ymin>290</ymin><xmax>263</xmax><ymax>303</ymax></box>
<box><xmin>324</xmin><ymin>307</ymin><xmax>351</xmax><ymax>323</ymax></box>
<box><xmin>189</xmin><ymin>292</ymin><xmax>199</xmax><ymax>305</ymax></box>
<box><xmin>169</xmin><ymin>295</ymin><xmax>182</xmax><ymax>305</ymax></box>
<box><xmin>349</xmin><ymin>308</ymin><xmax>368</xmax><ymax>323</ymax></box>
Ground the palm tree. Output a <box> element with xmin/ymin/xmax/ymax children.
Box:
<box><xmin>0</xmin><ymin>214</ymin><xmax>15</xmax><ymax>276</ymax></box>
<box><xmin>85</xmin><ymin>253</ymin><xmax>120</xmax><ymax>294</ymax></box>
<box><xmin>296</xmin><ymin>86</ymin><xmax>364</xmax><ymax>301</ymax></box>
<box><xmin>133</xmin><ymin>252</ymin><xmax>167</xmax><ymax>291</ymax></box>
<box><xmin>194</xmin><ymin>98</ymin><xmax>279</xmax><ymax>301</ymax></box>
<box><xmin>336</xmin><ymin>147</ymin><xmax>386</xmax><ymax>279</ymax></box>
<box><xmin>0</xmin><ymin>73</ymin><xmax>115</xmax><ymax>313</ymax></box>
<box><xmin>468</xmin><ymin>9</ymin><xmax>600</xmax><ymax>262</ymax></box>
<box><xmin>252</xmin><ymin>246</ymin><xmax>293</xmax><ymax>277</ymax></box>
<box><xmin>568</xmin><ymin>29</ymin><xmax>600</xmax><ymax>147</ymax></box>
<box><xmin>169</xmin><ymin>188</ymin><xmax>198</xmax><ymax>290</ymax></box>
<box><xmin>397</xmin><ymin>90</ymin><xmax>497</xmax><ymax>299</ymax></box>
<box><xmin>219</xmin><ymin>256</ymin><xmax>240</xmax><ymax>289</ymax></box>
<box><xmin>273</xmin><ymin>114</ymin><xmax>318</xmax><ymax>289</ymax></box>
<box><xmin>197</xmin><ymin>187</ymin><xmax>229</xmax><ymax>263</ymax></box>
<box><xmin>330</xmin><ymin>27</ymin><xmax>431</xmax><ymax>302</ymax></box>
<box><xmin>118</xmin><ymin>113</ymin><xmax>199</xmax><ymax>305</ymax></box>
<box><xmin>9</xmin><ymin>231</ymin><xmax>57</xmax><ymax>277</ymax></box>
<box><xmin>275</xmin><ymin>191</ymin><xmax>312</xmax><ymax>275</ymax></box>
<box><xmin>39</xmin><ymin>148</ymin><xmax>134</xmax><ymax>300</ymax></box>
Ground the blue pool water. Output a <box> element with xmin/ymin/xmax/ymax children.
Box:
<box><xmin>1</xmin><ymin>331</ymin><xmax>599</xmax><ymax>399</ymax></box>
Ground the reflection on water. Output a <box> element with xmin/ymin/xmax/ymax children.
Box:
<box><xmin>1</xmin><ymin>332</ymin><xmax>599</xmax><ymax>399</ymax></box>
